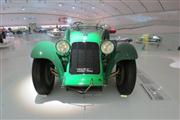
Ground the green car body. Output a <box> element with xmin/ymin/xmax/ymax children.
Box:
<box><xmin>31</xmin><ymin>25</ymin><xmax>138</xmax><ymax>95</ymax></box>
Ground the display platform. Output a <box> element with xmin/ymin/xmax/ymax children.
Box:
<box><xmin>0</xmin><ymin>34</ymin><xmax>179</xmax><ymax>120</ymax></box>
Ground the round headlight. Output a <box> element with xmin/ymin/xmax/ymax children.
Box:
<box><xmin>101</xmin><ymin>41</ymin><xmax>114</xmax><ymax>54</ymax></box>
<box><xmin>56</xmin><ymin>40</ymin><xmax>70</xmax><ymax>55</ymax></box>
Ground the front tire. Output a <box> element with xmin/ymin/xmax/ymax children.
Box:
<box><xmin>32</xmin><ymin>59</ymin><xmax>55</xmax><ymax>95</ymax></box>
<box><xmin>116</xmin><ymin>60</ymin><xmax>137</xmax><ymax>95</ymax></box>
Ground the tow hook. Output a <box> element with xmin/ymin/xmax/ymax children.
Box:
<box><xmin>67</xmin><ymin>80</ymin><xmax>94</xmax><ymax>94</ymax></box>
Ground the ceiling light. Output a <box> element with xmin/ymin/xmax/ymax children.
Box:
<box><xmin>91</xmin><ymin>6</ymin><xmax>95</xmax><ymax>10</ymax></box>
<box><xmin>72</xmin><ymin>6</ymin><xmax>75</xmax><ymax>10</ymax></box>
<box><xmin>21</xmin><ymin>7</ymin><xmax>25</xmax><ymax>11</ymax></box>
<box><xmin>125</xmin><ymin>15</ymin><xmax>155</xmax><ymax>22</ymax></box>
<box><xmin>58</xmin><ymin>3</ymin><xmax>62</xmax><ymax>7</ymax></box>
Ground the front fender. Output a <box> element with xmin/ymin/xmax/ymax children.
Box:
<box><xmin>31</xmin><ymin>41</ymin><xmax>64</xmax><ymax>80</ymax></box>
<box><xmin>114</xmin><ymin>43</ymin><xmax>138</xmax><ymax>61</ymax></box>
<box><xmin>105</xmin><ymin>43</ymin><xmax>138</xmax><ymax>81</ymax></box>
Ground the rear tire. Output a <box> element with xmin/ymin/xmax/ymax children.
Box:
<box><xmin>116</xmin><ymin>60</ymin><xmax>137</xmax><ymax>95</ymax></box>
<box><xmin>32</xmin><ymin>59</ymin><xmax>55</xmax><ymax>95</ymax></box>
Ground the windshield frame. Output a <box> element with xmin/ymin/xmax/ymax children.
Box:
<box><xmin>71</xmin><ymin>25</ymin><xmax>103</xmax><ymax>33</ymax></box>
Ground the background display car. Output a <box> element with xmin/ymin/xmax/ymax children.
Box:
<box><xmin>12</xmin><ymin>28</ymin><xmax>28</xmax><ymax>35</ymax></box>
<box><xmin>34</xmin><ymin>27</ymin><xmax>47</xmax><ymax>33</ymax></box>
<box><xmin>0</xmin><ymin>28</ymin><xmax>6</xmax><ymax>43</ymax></box>
<box><xmin>47</xmin><ymin>28</ymin><xmax>63</xmax><ymax>38</ymax></box>
<box><xmin>0</xmin><ymin>29</ymin><xmax>13</xmax><ymax>48</ymax></box>
<box><xmin>110</xmin><ymin>36</ymin><xmax>133</xmax><ymax>43</ymax></box>
<box><xmin>137</xmin><ymin>34</ymin><xmax>162</xmax><ymax>49</ymax></box>
<box><xmin>31</xmin><ymin>22</ymin><xmax>138</xmax><ymax>96</ymax></box>
<box><xmin>59</xmin><ymin>26</ymin><xmax>68</xmax><ymax>31</ymax></box>
<box><xmin>139</xmin><ymin>34</ymin><xmax>161</xmax><ymax>44</ymax></box>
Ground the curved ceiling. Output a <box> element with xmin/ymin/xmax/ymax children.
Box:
<box><xmin>0</xmin><ymin>0</ymin><xmax>180</xmax><ymax>26</ymax></box>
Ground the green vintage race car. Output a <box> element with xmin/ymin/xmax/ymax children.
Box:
<box><xmin>31</xmin><ymin>22</ymin><xmax>138</xmax><ymax>96</ymax></box>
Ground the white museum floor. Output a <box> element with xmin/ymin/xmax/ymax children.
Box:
<box><xmin>0</xmin><ymin>34</ymin><xmax>179</xmax><ymax>120</ymax></box>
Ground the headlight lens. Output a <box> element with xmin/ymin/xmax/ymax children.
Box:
<box><xmin>101</xmin><ymin>41</ymin><xmax>114</xmax><ymax>54</ymax></box>
<box><xmin>56</xmin><ymin>40</ymin><xmax>70</xmax><ymax>55</ymax></box>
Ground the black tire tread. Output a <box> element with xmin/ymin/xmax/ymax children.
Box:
<box><xmin>32</xmin><ymin>59</ymin><xmax>55</xmax><ymax>95</ymax></box>
<box><xmin>116</xmin><ymin>60</ymin><xmax>137</xmax><ymax>95</ymax></box>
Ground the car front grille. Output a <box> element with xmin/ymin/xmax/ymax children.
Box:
<box><xmin>70</xmin><ymin>42</ymin><xmax>100</xmax><ymax>74</ymax></box>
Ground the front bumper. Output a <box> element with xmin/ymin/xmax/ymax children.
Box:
<box><xmin>64</xmin><ymin>73</ymin><xmax>104</xmax><ymax>86</ymax></box>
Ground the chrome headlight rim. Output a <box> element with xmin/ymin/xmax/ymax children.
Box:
<box><xmin>56</xmin><ymin>40</ymin><xmax>70</xmax><ymax>56</ymax></box>
<box><xmin>101</xmin><ymin>40</ymin><xmax>114</xmax><ymax>55</ymax></box>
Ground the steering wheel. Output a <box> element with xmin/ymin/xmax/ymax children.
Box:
<box><xmin>71</xmin><ymin>21</ymin><xmax>83</xmax><ymax>30</ymax></box>
<box><xmin>96</xmin><ymin>23</ymin><xmax>108</xmax><ymax>31</ymax></box>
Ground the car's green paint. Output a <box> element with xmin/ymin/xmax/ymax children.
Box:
<box><xmin>105</xmin><ymin>43</ymin><xmax>138</xmax><ymax>82</ymax></box>
<box><xmin>64</xmin><ymin>73</ymin><xmax>104</xmax><ymax>86</ymax></box>
<box><xmin>31</xmin><ymin>28</ymin><xmax>138</xmax><ymax>87</ymax></box>
<box><xmin>31</xmin><ymin>41</ymin><xmax>64</xmax><ymax>80</ymax></box>
<box><xmin>64</xmin><ymin>56</ymin><xmax>104</xmax><ymax>86</ymax></box>
<box><xmin>63</xmin><ymin>31</ymin><xmax>104</xmax><ymax>86</ymax></box>
<box><xmin>65</xmin><ymin>29</ymin><xmax>71</xmax><ymax>41</ymax></box>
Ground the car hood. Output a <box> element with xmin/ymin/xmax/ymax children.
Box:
<box><xmin>69</xmin><ymin>31</ymin><xmax>102</xmax><ymax>45</ymax></box>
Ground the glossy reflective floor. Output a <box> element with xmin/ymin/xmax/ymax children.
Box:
<box><xmin>0</xmin><ymin>34</ymin><xmax>179</xmax><ymax>120</ymax></box>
